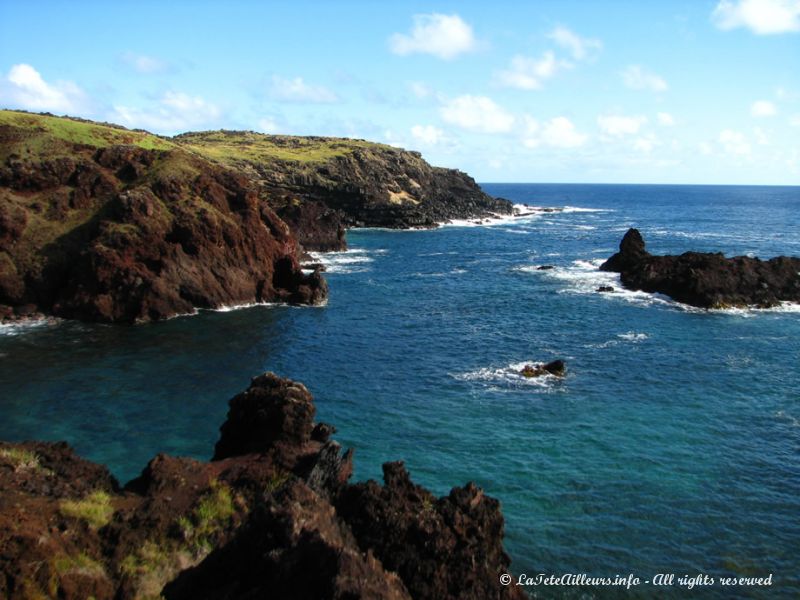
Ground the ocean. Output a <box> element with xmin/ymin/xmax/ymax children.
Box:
<box><xmin>2</xmin><ymin>183</ymin><xmax>799</xmax><ymax>597</ymax></box>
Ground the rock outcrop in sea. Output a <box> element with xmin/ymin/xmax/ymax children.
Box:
<box><xmin>601</xmin><ymin>228</ymin><xmax>800</xmax><ymax>308</ymax></box>
<box><xmin>0</xmin><ymin>373</ymin><xmax>525</xmax><ymax>600</ymax></box>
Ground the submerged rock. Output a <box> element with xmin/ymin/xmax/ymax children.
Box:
<box><xmin>0</xmin><ymin>373</ymin><xmax>523</xmax><ymax>600</ymax></box>
<box><xmin>601</xmin><ymin>228</ymin><xmax>800</xmax><ymax>308</ymax></box>
<box><xmin>597</xmin><ymin>285</ymin><xmax>615</xmax><ymax>293</ymax></box>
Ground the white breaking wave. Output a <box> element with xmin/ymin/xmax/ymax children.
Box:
<box><xmin>453</xmin><ymin>360</ymin><xmax>565</xmax><ymax>390</ymax></box>
<box><xmin>0</xmin><ymin>318</ymin><xmax>59</xmax><ymax>337</ymax></box>
<box><xmin>617</xmin><ymin>332</ymin><xmax>649</xmax><ymax>341</ymax></box>
<box><xmin>307</xmin><ymin>247</ymin><xmax>378</xmax><ymax>274</ymax></box>
<box><xmin>210</xmin><ymin>301</ymin><xmax>281</xmax><ymax>313</ymax></box>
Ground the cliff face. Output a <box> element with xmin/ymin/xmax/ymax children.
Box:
<box><xmin>601</xmin><ymin>228</ymin><xmax>800</xmax><ymax>308</ymax></box>
<box><xmin>177</xmin><ymin>130</ymin><xmax>513</xmax><ymax>251</ymax></box>
<box><xmin>0</xmin><ymin>373</ymin><xmax>525</xmax><ymax>600</ymax></box>
<box><xmin>0</xmin><ymin>111</ymin><xmax>510</xmax><ymax>321</ymax></box>
<box><xmin>0</xmin><ymin>111</ymin><xmax>326</xmax><ymax>323</ymax></box>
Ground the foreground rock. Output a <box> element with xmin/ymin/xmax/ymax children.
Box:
<box><xmin>601</xmin><ymin>228</ymin><xmax>800</xmax><ymax>308</ymax></box>
<box><xmin>0</xmin><ymin>111</ymin><xmax>326</xmax><ymax>323</ymax></box>
<box><xmin>0</xmin><ymin>373</ymin><xmax>525</xmax><ymax>600</ymax></box>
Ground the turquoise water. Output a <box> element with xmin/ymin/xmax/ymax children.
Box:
<box><xmin>2</xmin><ymin>184</ymin><xmax>799</xmax><ymax>597</ymax></box>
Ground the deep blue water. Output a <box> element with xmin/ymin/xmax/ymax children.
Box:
<box><xmin>2</xmin><ymin>184</ymin><xmax>799</xmax><ymax>598</ymax></box>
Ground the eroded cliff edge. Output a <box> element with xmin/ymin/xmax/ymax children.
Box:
<box><xmin>0</xmin><ymin>111</ymin><xmax>326</xmax><ymax>323</ymax></box>
<box><xmin>0</xmin><ymin>373</ymin><xmax>525</xmax><ymax>600</ymax></box>
<box><xmin>176</xmin><ymin>130</ymin><xmax>513</xmax><ymax>251</ymax></box>
<box><xmin>0</xmin><ymin>111</ymin><xmax>511</xmax><ymax>322</ymax></box>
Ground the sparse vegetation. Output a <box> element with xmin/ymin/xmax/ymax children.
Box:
<box><xmin>0</xmin><ymin>447</ymin><xmax>41</xmax><ymax>472</ymax></box>
<box><xmin>176</xmin><ymin>479</ymin><xmax>236</xmax><ymax>553</ymax></box>
<box><xmin>53</xmin><ymin>553</ymin><xmax>107</xmax><ymax>578</ymax></box>
<box><xmin>120</xmin><ymin>480</ymin><xmax>241</xmax><ymax>599</ymax></box>
<box><xmin>59</xmin><ymin>490</ymin><xmax>114</xmax><ymax>529</ymax></box>
<box><xmin>120</xmin><ymin>540</ymin><xmax>180</xmax><ymax>600</ymax></box>
<box><xmin>265</xmin><ymin>470</ymin><xmax>292</xmax><ymax>495</ymax></box>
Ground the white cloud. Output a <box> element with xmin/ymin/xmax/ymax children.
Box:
<box><xmin>719</xmin><ymin>129</ymin><xmax>752</xmax><ymax>155</ymax></box>
<box><xmin>751</xmin><ymin>100</ymin><xmax>777</xmax><ymax>116</ymax></box>
<box><xmin>257</xmin><ymin>117</ymin><xmax>287</xmax><ymax>134</ymax></box>
<box><xmin>389</xmin><ymin>13</ymin><xmax>477</xmax><ymax>60</ymax></box>
<box><xmin>440</xmin><ymin>95</ymin><xmax>515</xmax><ymax>133</ymax></box>
<box><xmin>657</xmin><ymin>112</ymin><xmax>675</xmax><ymax>126</ymax></box>
<box><xmin>542</xmin><ymin>117</ymin><xmax>587</xmax><ymax>147</ymax></box>
<box><xmin>496</xmin><ymin>51</ymin><xmax>569</xmax><ymax>90</ymax></box>
<box><xmin>597</xmin><ymin>114</ymin><xmax>648</xmax><ymax>136</ymax></box>
<box><xmin>790</xmin><ymin>114</ymin><xmax>800</xmax><ymax>126</ymax></box>
<box><xmin>409</xmin><ymin>81</ymin><xmax>433</xmax><ymax>99</ymax></box>
<box><xmin>621</xmin><ymin>65</ymin><xmax>668</xmax><ymax>92</ymax></box>
<box><xmin>699</xmin><ymin>142</ymin><xmax>714</xmax><ymax>155</ymax></box>
<box><xmin>410</xmin><ymin>124</ymin><xmax>445</xmax><ymax>145</ymax></box>
<box><xmin>270</xmin><ymin>75</ymin><xmax>338</xmax><ymax>103</ymax></box>
<box><xmin>111</xmin><ymin>91</ymin><xmax>221</xmax><ymax>133</ymax></box>
<box><xmin>753</xmin><ymin>126</ymin><xmax>770</xmax><ymax>144</ymax></box>
<box><xmin>633</xmin><ymin>134</ymin><xmax>661</xmax><ymax>153</ymax></box>
<box><xmin>548</xmin><ymin>26</ymin><xmax>602</xmax><ymax>60</ymax></box>
<box><xmin>712</xmin><ymin>0</ymin><xmax>800</xmax><ymax>34</ymax></box>
<box><xmin>523</xmin><ymin>116</ymin><xmax>587</xmax><ymax>148</ymax></box>
<box><xmin>1</xmin><ymin>63</ymin><xmax>87</xmax><ymax>113</ymax></box>
<box><xmin>120</xmin><ymin>52</ymin><xmax>169</xmax><ymax>74</ymax></box>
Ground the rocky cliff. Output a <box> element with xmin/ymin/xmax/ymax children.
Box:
<box><xmin>0</xmin><ymin>111</ymin><xmax>511</xmax><ymax>322</ymax></box>
<box><xmin>176</xmin><ymin>130</ymin><xmax>513</xmax><ymax>251</ymax></box>
<box><xmin>0</xmin><ymin>111</ymin><xmax>326</xmax><ymax>323</ymax></box>
<box><xmin>0</xmin><ymin>373</ymin><xmax>525</xmax><ymax>600</ymax></box>
<box><xmin>601</xmin><ymin>228</ymin><xmax>800</xmax><ymax>308</ymax></box>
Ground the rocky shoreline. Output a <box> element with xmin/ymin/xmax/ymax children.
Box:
<box><xmin>601</xmin><ymin>228</ymin><xmax>800</xmax><ymax>309</ymax></box>
<box><xmin>0</xmin><ymin>110</ymin><xmax>512</xmax><ymax>324</ymax></box>
<box><xmin>0</xmin><ymin>372</ymin><xmax>524</xmax><ymax>600</ymax></box>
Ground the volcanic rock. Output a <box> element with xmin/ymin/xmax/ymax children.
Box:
<box><xmin>0</xmin><ymin>373</ymin><xmax>522</xmax><ymax>600</ymax></box>
<box><xmin>521</xmin><ymin>360</ymin><xmax>566</xmax><ymax>378</ymax></box>
<box><xmin>601</xmin><ymin>228</ymin><xmax>800</xmax><ymax>308</ymax></box>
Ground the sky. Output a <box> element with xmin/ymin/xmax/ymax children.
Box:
<box><xmin>1</xmin><ymin>0</ymin><xmax>799</xmax><ymax>184</ymax></box>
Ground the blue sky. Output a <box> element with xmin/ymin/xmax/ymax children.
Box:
<box><xmin>1</xmin><ymin>0</ymin><xmax>799</xmax><ymax>184</ymax></box>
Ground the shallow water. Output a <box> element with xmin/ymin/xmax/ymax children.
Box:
<box><xmin>2</xmin><ymin>183</ymin><xmax>799</xmax><ymax>597</ymax></box>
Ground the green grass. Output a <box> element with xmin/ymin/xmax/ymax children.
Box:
<box><xmin>176</xmin><ymin>479</ymin><xmax>236</xmax><ymax>553</ymax></box>
<box><xmin>177</xmin><ymin>129</ymin><xmax>391</xmax><ymax>165</ymax></box>
<box><xmin>0</xmin><ymin>447</ymin><xmax>40</xmax><ymax>472</ymax></box>
<box><xmin>0</xmin><ymin>110</ymin><xmax>176</xmax><ymax>154</ymax></box>
<box><xmin>59</xmin><ymin>490</ymin><xmax>114</xmax><ymax>529</ymax></box>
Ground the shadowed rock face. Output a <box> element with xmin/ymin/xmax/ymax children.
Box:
<box><xmin>0</xmin><ymin>373</ymin><xmax>523</xmax><ymax>600</ymax></box>
<box><xmin>600</xmin><ymin>228</ymin><xmax>800</xmax><ymax>308</ymax></box>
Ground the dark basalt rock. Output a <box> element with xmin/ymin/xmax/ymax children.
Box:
<box><xmin>336</xmin><ymin>462</ymin><xmax>526</xmax><ymax>600</ymax></box>
<box><xmin>235</xmin><ymin>144</ymin><xmax>513</xmax><ymax>252</ymax></box>
<box><xmin>0</xmin><ymin>373</ymin><xmax>522</xmax><ymax>600</ymax></box>
<box><xmin>520</xmin><ymin>360</ymin><xmax>566</xmax><ymax>378</ymax></box>
<box><xmin>597</xmin><ymin>285</ymin><xmax>615</xmax><ymax>293</ymax></box>
<box><xmin>537</xmin><ymin>265</ymin><xmax>555</xmax><ymax>270</ymax></box>
<box><xmin>601</xmin><ymin>228</ymin><xmax>800</xmax><ymax>308</ymax></box>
